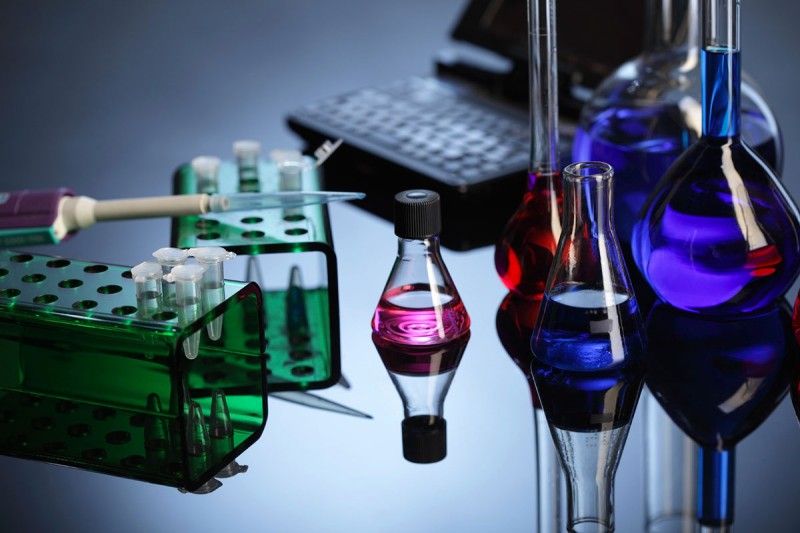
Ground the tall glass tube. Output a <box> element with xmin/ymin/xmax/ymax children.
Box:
<box><xmin>494</xmin><ymin>0</ymin><xmax>562</xmax><ymax>299</ymax></box>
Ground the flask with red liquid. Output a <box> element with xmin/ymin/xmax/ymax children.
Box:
<box><xmin>372</xmin><ymin>189</ymin><xmax>470</xmax><ymax>463</ymax></box>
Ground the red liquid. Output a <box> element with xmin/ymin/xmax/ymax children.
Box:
<box><xmin>371</xmin><ymin>284</ymin><xmax>470</xmax><ymax>346</ymax></box>
<box><xmin>495</xmin><ymin>292</ymin><xmax>543</xmax><ymax>408</ymax></box>
<box><xmin>495</xmin><ymin>171</ymin><xmax>563</xmax><ymax>299</ymax></box>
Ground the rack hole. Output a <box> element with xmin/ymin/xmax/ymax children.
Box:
<box><xmin>197</xmin><ymin>232</ymin><xmax>221</xmax><ymax>240</ymax></box>
<box><xmin>242</xmin><ymin>230</ymin><xmax>266</xmax><ymax>239</ymax></box>
<box><xmin>97</xmin><ymin>285</ymin><xmax>122</xmax><ymax>295</ymax></box>
<box><xmin>0</xmin><ymin>268</ymin><xmax>8</xmax><ymax>277</ymax></box>
<box><xmin>72</xmin><ymin>300</ymin><xmax>97</xmax><ymax>310</ymax></box>
<box><xmin>0</xmin><ymin>288</ymin><xmax>21</xmax><ymax>298</ymax></box>
<box><xmin>283</xmin><ymin>214</ymin><xmax>306</xmax><ymax>222</ymax></box>
<box><xmin>241</xmin><ymin>217</ymin><xmax>263</xmax><ymax>225</ymax></box>
<box><xmin>22</xmin><ymin>273</ymin><xmax>45</xmax><ymax>283</ymax></box>
<box><xmin>291</xmin><ymin>365</ymin><xmax>314</xmax><ymax>377</ymax></box>
<box><xmin>81</xmin><ymin>448</ymin><xmax>107</xmax><ymax>461</ymax></box>
<box><xmin>59</xmin><ymin>279</ymin><xmax>83</xmax><ymax>289</ymax></box>
<box><xmin>68</xmin><ymin>423</ymin><xmax>91</xmax><ymax>438</ymax></box>
<box><xmin>285</xmin><ymin>228</ymin><xmax>308</xmax><ymax>236</ymax></box>
<box><xmin>106</xmin><ymin>430</ymin><xmax>131</xmax><ymax>445</ymax></box>
<box><xmin>46</xmin><ymin>259</ymin><xmax>70</xmax><ymax>268</ymax></box>
<box><xmin>151</xmin><ymin>311</ymin><xmax>177</xmax><ymax>321</ymax></box>
<box><xmin>112</xmin><ymin>306</ymin><xmax>137</xmax><ymax>316</ymax></box>
<box><xmin>33</xmin><ymin>294</ymin><xmax>58</xmax><ymax>304</ymax></box>
<box><xmin>195</xmin><ymin>219</ymin><xmax>220</xmax><ymax>229</ymax></box>
<box><xmin>121</xmin><ymin>270</ymin><xmax>133</xmax><ymax>279</ymax></box>
<box><xmin>84</xmin><ymin>265</ymin><xmax>108</xmax><ymax>274</ymax></box>
<box><xmin>10</xmin><ymin>254</ymin><xmax>33</xmax><ymax>263</ymax></box>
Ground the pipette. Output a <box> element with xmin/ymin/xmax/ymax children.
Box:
<box><xmin>0</xmin><ymin>187</ymin><xmax>366</xmax><ymax>247</ymax></box>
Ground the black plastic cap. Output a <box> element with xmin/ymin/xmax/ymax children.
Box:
<box><xmin>402</xmin><ymin>415</ymin><xmax>447</xmax><ymax>464</ymax></box>
<box><xmin>394</xmin><ymin>190</ymin><xmax>441</xmax><ymax>239</ymax></box>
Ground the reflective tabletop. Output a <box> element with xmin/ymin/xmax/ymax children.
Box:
<box><xmin>1</xmin><ymin>1</ymin><xmax>799</xmax><ymax>532</ymax></box>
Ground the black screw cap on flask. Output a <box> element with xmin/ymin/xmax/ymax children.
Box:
<box><xmin>394</xmin><ymin>190</ymin><xmax>441</xmax><ymax>239</ymax></box>
<box><xmin>402</xmin><ymin>415</ymin><xmax>447</xmax><ymax>464</ymax></box>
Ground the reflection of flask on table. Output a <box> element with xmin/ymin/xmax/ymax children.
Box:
<box><xmin>372</xmin><ymin>190</ymin><xmax>470</xmax><ymax>464</ymax></box>
<box><xmin>646</xmin><ymin>301</ymin><xmax>796</xmax><ymax>530</ymax></box>
<box><xmin>496</xmin><ymin>293</ymin><xmax>564</xmax><ymax>532</ymax></box>
<box><xmin>531</xmin><ymin>162</ymin><xmax>646</xmax><ymax>533</ymax></box>
<box><xmin>0</xmin><ymin>250</ymin><xmax>267</xmax><ymax>492</ymax></box>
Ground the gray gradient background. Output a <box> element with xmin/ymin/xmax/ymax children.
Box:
<box><xmin>1</xmin><ymin>1</ymin><xmax>799</xmax><ymax>531</ymax></box>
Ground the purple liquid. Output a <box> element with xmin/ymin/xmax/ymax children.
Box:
<box><xmin>371</xmin><ymin>284</ymin><xmax>470</xmax><ymax>346</ymax></box>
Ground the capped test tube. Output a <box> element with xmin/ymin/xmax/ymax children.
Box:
<box><xmin>188</xmin><ymin>246</ymin><xmax>236</xmax><ymax>341</ymax></box>
<box><xmin>271</xmin><ymin>149</ymin><xmax>306</xmax><ymax>220</ymax></box>
<box><xmin>164</xmin><ymin>263</ymin><xmax>208</xmax><ymax>360</ymax></box>
<box><xmin>191</xmin><ymin>156</ymin><xmax>221</xmax><ymax>194</ymax></box>
<box><xmin>152</xmin><ymin>247</ymin><xmax>189</xmax><ymax>309</ymax></box>
<box><xmin>233</xmin><ymin>140</ymin><xmax>261</xmax><ymax>193</ymax></box>
<box><xmin>130</xmin><ymin>261</ymin><xmax>163</xmax><ymax>319</ymax></box>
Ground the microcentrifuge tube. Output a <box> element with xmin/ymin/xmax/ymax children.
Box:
<box><xmin>191</xmin><ymin>156</ymin><xmax>221</xmax><ymax>194</ymax></box>
<box><xmin>164</xmin><ymin>263</ymin><xmax>208</xmax><ymax>359</ymax></box>
<box><xmin>233</xmin><ymin>140</ymin><xmax>261</xmax><ymax>193</ymax></box>
<box><xmin>130</xmin><ymin>261</ymin><xmax>163</xmax><ymax>319</ymax></box>
<box><xmin>152</xmin><ymin>247</ymin><xmax>189</xmax><ymax>309</ymax></box>
<box><xmin>144</xmin><ymin>393</ymin><xmax>170</xmax><ymax>467</ymax></box>
<box><xmin>188</xmin><ymin>246</ymin><xmax>236</xmax><ymax>341</ymax></box>
<box><xmin>179</xmin><ymin>401</ymin><xmax>223</xmax><ymax>495</ymax></box>
<box><xmin>286</xmin><ymin>265</ymin><xmax>310</xmax><ymax>346</ymax></box>
<box><xmin>209</xmin><ymin>389</ymin><xmax>248</xmax><ymax>478</ymax></box>
<box><xmin>271</xmin><ymin>149</ymin><xmax>306</xmax><ymax>219</ymax></box>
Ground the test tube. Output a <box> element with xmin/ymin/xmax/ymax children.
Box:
<box><xmin>164</xmin><ymin>263</ymin><xmax>208</xmax><ymax>359</ymax></box>
<box><xmin>233</xmin><ymin>140</ymin><xmax>261</xmax><ymax>192</ymax></box>
<box><xmin>152</xmin><ymin>247</ymin><xmax>189</xmax><ymax>309</ymax></box>
<box><xmin>180</xmin><ymin>401</ymin><xmax>223</xmax><ymax>494</ymax></box>
<box><xmin>130</xmin><ymin>261</ymin><xmax>163</xmax><ymax>319</ymax></box>
<box><xmin>191</xmin><ymin>156</ymin><xmax>221</xmax><ymax>194</ymax></box>
<box><xmin>209</xmin><ymin>388</ymin><xmax>248</xmax><ymax>478</ymax></box>
<box><xmin>286</xmin><ymin>265</ymin><xmax>310</xmax><ymax>346</ymax></box>
<box><xmin>271</xmin><ymin>149</ymin><xmax>306</xmax><ymax>220</ymax></box>
<box><xmin>188</xmin><ymin>246</ymin><xmax>236</xmax><ymax>341</ymax></box>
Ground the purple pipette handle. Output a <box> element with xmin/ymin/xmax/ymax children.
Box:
<box><xmin>0</xmin><ymin>188</ymin><xmax>74</xmax><ymax>230</ymax></box>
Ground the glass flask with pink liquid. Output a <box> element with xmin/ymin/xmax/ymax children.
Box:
<box><xmin>372</xmin><ymin>189</ymin><xmax>470</xmax><ymax>463</ymax></box>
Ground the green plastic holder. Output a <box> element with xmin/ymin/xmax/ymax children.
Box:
<box><xmin>0</xmin><ymin>250</ymin><xmax>267</xmax><ymax>492</ymax></box>
<box><xmin>171</xmin><ymin>157</ymin><xmax>341</xmax><ymax>391</ymax></box>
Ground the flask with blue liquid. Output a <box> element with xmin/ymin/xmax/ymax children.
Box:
<box><xmin>632</xmin><ymin>0</ymin><xmax>800</xmax><ymax>315</ymax></box>
<box><xmin>531</xmin><ymin>161</ymin><xmax>646</xmax><ymax>533</ymax></box>
<box><xmin>573</xmin><ymin>0</ymin><xmax>784</xmax><ymax>245</ymax></box>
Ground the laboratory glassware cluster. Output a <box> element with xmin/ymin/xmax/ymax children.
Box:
<box><xmin>1</xmin><ymin>0</ymin><xmax>800</xmax><ymax>531</ymax></box>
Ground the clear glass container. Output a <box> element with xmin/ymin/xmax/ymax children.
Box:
<box><xmin>632</xmin><ymin>0</ymin><xmax>800</xmax><ymax>315</ymax></box>
<box><xmin>573</xmin><ymin>0</ymin><xmax>784</xmax><ymax>244</ymax></box>
<box><xmin>531</xmin><ymin>162</ymin><xmax>646</xmax><ymax>533</ymax></box>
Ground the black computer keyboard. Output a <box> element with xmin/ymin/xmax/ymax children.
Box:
<box><xmin>289</xmin><ymin>76</ymin><xmax>530</xmax><ymax>188</ymax></box>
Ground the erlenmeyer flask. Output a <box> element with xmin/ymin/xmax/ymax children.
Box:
<box><xmin>574</xmin><ymin>0</ymin><xmax>784</xmax><ymax>245</ymax></box>
<box><xmin>531</xmin><ymin>161</ymin><xmax>646</xmax><ymax>533</ymax></box>
<box><xmin>632</xmin><ymin>0</ymin><xmax>800</xmax><ymax>315</ymax></box>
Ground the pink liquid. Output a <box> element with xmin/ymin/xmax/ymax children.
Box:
<box><xmin>372</xmin><ymin>331</ymin><xmax>470</xmax><ymax>376</ymax></box>
<box><xmin>371</xmin><ymin>284</ymin><xmax>470</xmax><ymax>346</ymax></box>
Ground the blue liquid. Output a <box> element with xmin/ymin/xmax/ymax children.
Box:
<box><xmin>645</xmin><ymin>302</ymin><xmax>794</xmax><ymax>448</ymax></box>
<box><xmin>532</xmin><ymin>289</ymin><xmax>645</xmax><ymax>372</ymax></box>
<box><xmin>703</xmin><ymin>47</ymin><xmax>740</xmax><ymax>138</ymax></box>
<box><xmin>530</xmin><ymin>288</ymin><xmax>645</xmax><ymax>431</ymax></box>
<box><xmin>573</xmin><ymin>52</ymin><xmax>781</xmax><ymax>244</ymax></box>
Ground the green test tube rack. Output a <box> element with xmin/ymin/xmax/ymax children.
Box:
<box><xmin>0</xmin><ymin>250</ymin><xmax>267</xmax><ymax>492</ymax></box>
<box><xmin>171</xmin><ymin>157</ymin><xmax>341</xmax><ymax>391</ymax></box>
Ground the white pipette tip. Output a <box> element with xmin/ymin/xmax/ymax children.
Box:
<box><xmin>233</xmin><ymin>140</ymin><xmax>261</xmax><ymax>158</ymax></box>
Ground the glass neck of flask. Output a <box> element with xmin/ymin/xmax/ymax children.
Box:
<box><xmin>701</xmin><ymin>0</ymin><xmax>741</xmax><ymax>139</ymax></box>
<box><xmin>698</xmin><ymin>447</ymin><xmax>735</xmax><ymax>528</ymax></box>
<box><xmin>563</xmin><ymin>165</ymin><xmax>614</xmax><ymax>239</ymax></box>
<box><xmin>398</xmin><ymin>236</ymin><xmax>440</xmax><ymax>260</ymax></box>
<box><xmin>645</xmin><ymin>0</ymin><xmax>694</xmax><ymax>51</ymax></box>
<box><xmin>528</xmin><ymin>0</ymin><xmax>560</xmax><ymax>175</ymax></box>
